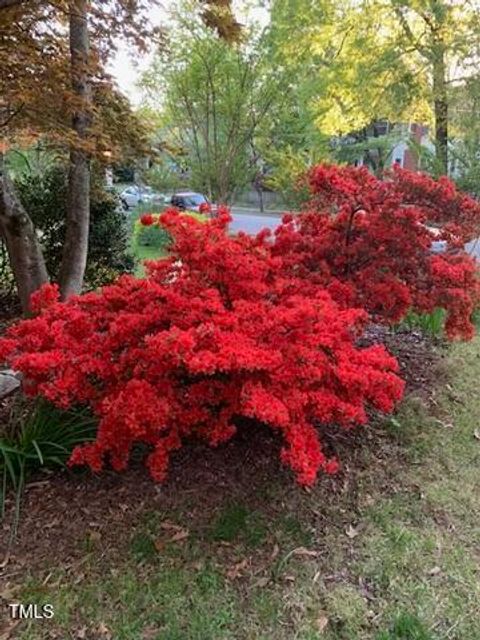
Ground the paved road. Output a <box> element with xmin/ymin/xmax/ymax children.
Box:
<box><xmin>466</xmin><ymin>238</ymin><xmax>480</xmax><ymax>260</ymax></box>
<box><xmin>230</xmin><ymin>210</ymin><xmax>282</xmax><ymax>235</ymax></box>
<box><xmin>230</xmin><ymin>210</ymin><xmax>480</xmax><ymax>261</ymax></box>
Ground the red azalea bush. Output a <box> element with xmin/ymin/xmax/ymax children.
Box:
<box><xmin>1</xmin><ymin>166</ymin><xmax>478</xmax><ymax>486</ymax></box>
<box><xmin>272</xmin><ymin>165</ymin><xmax>480</xmax><ymax>339</ymax></box>
<box><xmin>0</xmin><ymin>209</ymin><xmax>404</xmax><ymax>485</ymax></box>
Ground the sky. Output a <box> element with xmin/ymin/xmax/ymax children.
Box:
<box><xmin>109</xmin><ymin>1</ymin><xmax>269</xmax><ymax>105</ymax></box>
<box><xmin>108</xmin><ymin>5</ymin><xmax>166</xmax><ymax>105</ymax></box>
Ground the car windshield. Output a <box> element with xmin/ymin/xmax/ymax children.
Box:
<box><xmin>184</xmin><ymin>194</ymin><xmax>207</xmax><ymax>206</ymax></box>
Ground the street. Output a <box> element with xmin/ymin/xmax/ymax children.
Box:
<box><xmin>230</xmin><ymin>209</ymin><xmax>480</xmax><ymax>260</ymax></box>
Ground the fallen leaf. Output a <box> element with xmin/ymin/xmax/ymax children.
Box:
<box><xmin>227</xmin><ymin>558</ymin><xmax>248</xmax><ymax>579</ymax></box>
<box><xmin>428</xmin><ymin>566</ymin><xmax>442</xmax><ymax>576</ymax></box>
<box><xmin>97</xmin><ymin>622</ymin><xmax>112</xmax><ymax>639</ymax></box>
<box><xmin>0</xmin><ymin>620</ymin><xmax>20</xmax><ymax>640</ymax></box>
<box><xmin>292</xmin><ymin>546</ymin><xmax>321</xmax><ymax>557</ymax></box>
<box><xmin>0</xmin><ymin>583</ymin><xmax>19</xmax><ymax>600</ymax></box>
<box><xmin>254</xmin><ymin>576</ymin><xmax>270</xmax><ymax>588</ymax></box>
<box><xmin>153</xmin><ymin>539</ymin><xmax>165</xmax><ymax>552</ymax></box>
<box><xmin>270</xmin><ymin>544</ymin><xmax>280</xmax><ymax>561</ymax></box>
<box><xmin>75</xmin><ymin>627</ymin><xmax>87</xmax><ymax>639</ymax></box>
<box><xmin>170</xmin><ymin>529</ymin><xmax>189</xmax><ymax>542</ymax></box>
<box><xmin>142</xmin><ymin>626</ymin><xmax>159</xmax><ymax>640</ymax></box>
<box><xmin>88</xmin><ymin>530</ymin><xmax>102</xmax><ymax>542</ymax></box>
<box><xmin>160</xmin><ymin>521</ymin><xmax>183</xmax><ymax>532</ymax></box>
<box><xmin>316</xmin><ymin>615</ymin><xmax>329</xmax><ymax>633</ymax></box>
<box><xmin>345</xmin><ymin>524</ymin><xmax>360</xmax><ymax>539</ymax></box>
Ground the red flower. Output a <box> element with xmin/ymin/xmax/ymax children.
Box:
<box><xmin>140</xmin><ymin>213</ymin><xmax>154</xmax><ymax>226</ymax></box>
<box><xmin>199</xmin><ymin>202</ymin><xmax>212</xmax><ymax>214</ymax></box>
<box><xmin>273</xmin><ymin>164</ymin><xmax>480</xmax><ymax>339</ymax></box>
<box><xmin>0</xmin><ymin>205</ymin><xmax>405</xmax><ymax>486</ymax></box>
<box><xmin>325</xmin><ymin>459</ymin><xmax>340</xmax><ymax>475</ymax></box>
<box><xmin>3</xmin><ymin>165</ymin><xmax>476</xmax><ymax>487</ymax></box>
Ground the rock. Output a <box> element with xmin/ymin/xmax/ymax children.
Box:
<box><xmin>0</xmin><ymin>370</ymin><xmax>21</xmax><ymax>398</ymax></box>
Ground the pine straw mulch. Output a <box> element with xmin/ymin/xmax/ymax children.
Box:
<box><xmin>0</xmin><ymin>325</ymin><xmax>447</xmax><ymax>585</ymax></box>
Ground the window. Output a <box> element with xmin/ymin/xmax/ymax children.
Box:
<box><xmin>185</xmin><ymin>194</ymin><xmax>207</xmax><ymax>207</ymax></box>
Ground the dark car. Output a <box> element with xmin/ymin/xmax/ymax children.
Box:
<box><xmin>170</xmin><ymin>192</ymin><xmax>211</xmax><ymax>212</ymax></box>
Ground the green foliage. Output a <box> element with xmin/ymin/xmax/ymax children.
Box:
<box><xmin>263</xmin><ymin>147</ymin><xmax>313</xmax><ymax>209</ymax></box>
<box><xmin>209</xmin><ymin>502</ymin><xmax>267</xmax><ymax>547</ymax></box>
<box><xmin>12</xmin><ymin>164</ymin><xmax>134</xmax><ymax>289</ymax></box>
<box><xmin>376</xmin><ymin>613</ymin><xmax>434</xmax><ymax>640</ymax></box>
<box><xmin>401</xmin><ymin>309</ymin><xmax>446</xmax><ymax>338</ymax></box>
<box><xmin>130</xmin><ymin>532</ymin><xmax>158</xmax><ymax>562</ymax></box>
<box><xmin>472</xmin><ymin>308</ymin><xmax>480</xmax><ymax>332</ymax></box>
<box><xmin>142</xmin><ymin>162</ymin><xmax>185</xmax><ymax>194</ymax></box>
<box><xmin>1</xmin><ymin>399</ymin><xmax>97</xmax><ymax>524</ymax></box>
<box><xmin>141</xmin><ymin>11</ymin><xmax>280</xmax><ymax>203</ymax></box>
<box><xmin>334</xmin><ymin>127</ymin><xmax>407</xmax><ymax>176</ymax></box>
<box><xmin>133</xmin><ymin>220</ymin><xmax>172</xmax><ymax>251</ymax></box>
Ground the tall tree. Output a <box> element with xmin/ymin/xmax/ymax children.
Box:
<box><xmin>269</xmin><ymin>0</ymin><xmax>480</xmax><ymax>175</ymax></box>
<box><xmin>0</xmin><ymin>1</ymin><xmax>155</xmax><ymax>310</ymax></box>
<box><xmin>58</xmin><ymin>0</ymin><xmax>91</xmax><ymax>298</ymax></box>
<box><xmin>143</xmin><ymin>8</ymin><xmax>278</xmax><ymax>203</ymax></box>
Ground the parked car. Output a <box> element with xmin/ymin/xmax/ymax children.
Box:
<box><xmin>120</xmin><ymin>186</ymin><xmax>165</xmax><ymax>210</ymax></box>
<box><xmin>170</xmin><ymin>192</ymin><xmax>213</xmax><ymax>213</ymax></box>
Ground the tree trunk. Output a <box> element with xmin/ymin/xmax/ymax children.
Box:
<box><xmin>432</xmin><ymin>46</ymin><xmax>448</xmax><ymax>176</ymax></box>
<box><xmin>59</xmin><ymin>0</ymin><xmax>91</xmax><ymax>299</ymax></box>
<box><xmin>0</xmin><ymin>154</ymin><xmax>48</xmax><ymax>313</ymax></box>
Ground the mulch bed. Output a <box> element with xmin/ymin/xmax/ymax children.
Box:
<box><xmin>0</xmin><ymin>324</ymin><xmax>446</xmax><ymax>583</ymax></box>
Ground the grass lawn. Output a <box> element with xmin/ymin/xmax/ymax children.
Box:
<box><xmin>2</xmin><ymin>337</ymin><xmax>480</xmax><ymax>640</ymax></box>
<box><xmin>127</xmin><ymin>204</ymin><xmax>169</xmax><ymax>277</ymax></box>
<box><xmin>133</xmin><ymin>244</ymin><xmax>168</xmax><ymax>277</ymax></box>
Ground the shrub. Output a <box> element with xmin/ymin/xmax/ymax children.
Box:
<box><xmin>13</xmin><ymin>166</ymin><xmax>134</xmax><ymax>289</ymax></box>
<box><xmin>272</xmin><ymin>165</ymin><xmax>480</xmax><ymax>339</ymax></box>
<box><xmin>0</xmin><ymin>209</ymin><xmax>404</xmax><ymax>486</ymax></box>
<box><xmin>134</xmin><ymin>217</ymin><xmax>172</xmax><ymax>251</ymax></box>
<box><xmin>133</xmin><ymin>210</ymin><xmax>208</xmax><ymax>254</ymax></box>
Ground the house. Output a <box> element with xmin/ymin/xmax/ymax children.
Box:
<box><xmin>336</xmin><ymin>121</ymin><xmax>434</xmax><ymax>173</ymax></box>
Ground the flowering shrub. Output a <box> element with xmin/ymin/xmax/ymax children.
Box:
<box><xmin>2</xmin><ymin>166</ymin><xmax>476</xmax><ymax>486</ymax></box>
<box><xmin>133</xmin><ymin>210</ymin><xmax>208</xmax><ymax>253</ymax></box>
<box><xmin>272</xmin><ymin>165</ymin><xmax>480</xmax><ymax>339</ymax></box>
<box><xmin>0</xmin><ymin>208</ymin><xmax>404</xmax><ymax>485</ymax></box>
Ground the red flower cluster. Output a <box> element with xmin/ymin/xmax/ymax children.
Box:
<box><xmin>140</xmin><ymin>213</ymin><xmax>155</xmax><ymax>226</ymax></box>
<box><xmin>0</xmin><ymin>207</ymin><xmax>405</xmax><ymax>485</ymax></box>
<box><xmin>199</xmin><ymin>202</ymin><xmax>212</xmax><ymax>214</ymax></box>
<box><xmin>272</xmin><ymin>165</ymin><xmax>480</xmax><ymax>339</ymax></box>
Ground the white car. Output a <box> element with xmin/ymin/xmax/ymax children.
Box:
<box><xmin>120</xmin><ymin>186</ymin><xmax>164</xmax><ymax>210</ymax></box>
